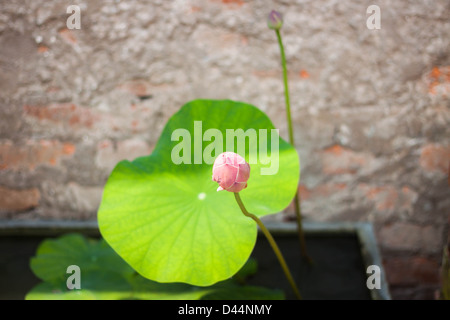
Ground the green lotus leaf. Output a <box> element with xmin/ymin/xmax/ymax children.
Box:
<box><xmin>25</xmin><ymin>271</ymin><xmax>132</xmax><ymax>300</ymax></box>
<box><xmin>98</xmin><ymin>99</ymin><xmax>300</xmax><ymax>286</ymax></box>
<box><xmin>26</xmin><ymin>268</ymin><xmax>284</xmax><ymax>301</ymax></box>
<box><xmin>27</xmin><ymin>234</ymin><xmax>284</xmax><ymax>300</ymax></box>
<box><xmin>30</xmin><ymin>234</ymin><xmax>134</xmax><ymax>283</ymax></box>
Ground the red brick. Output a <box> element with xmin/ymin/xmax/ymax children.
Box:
<box><xmin>192</xmin><ymin>25</ymin><xmax>248</xmax><ymax>56</ymax></box>
<box><xmin>118</xmin><ymin>80</ymin><xmax>153</xmax><ymax>97</ymax></box>
<box><xmin>426</xmin><ymin>66</ymin><xmax>450</xmax><ymax>96</ymax></box>
<box><xmin>358</xmin><ymin>184</ymin><xmax>418</xmax><ymax>213</ymax></box>
<box><xmin>45</xmin><ymin>86</ymin><xmax>61</xmax><ymax>93</ymax></box>
<box><xmin>299</xmin><ymin>70</ymin><xmax>310</xmax><ymax>79</ymax></box>
<box><xmin>399</xmin><ymin>186</ymin><xmax>418</xmax><ymax>211</ymax></box>
<box><xmin>23</xmin><ymin>103</ymin><xmax>149</xmax><ymax>136</ymax></box>
<box><xmin>384</xmin><ymin>256</ymin><xmax>440</xmax><ymax>286</ymax></box>
<box><xmin>389</xmin><ymin>286</ymin><xmax>438</xmax><ymax>300</ymax></box>
<box><xmin>419</xmin><ymin>144</ymin><xmax>450</xmax><ymax>174</ymax></box>
<box><xmin>37</xmin><ymin>45</ymin><xmax>49</xmax><ymax>53</ymax></box>
<box><xmin>210</xmin><ymin>0</ymin><xmax>244</xmax><ymax>8</ymax></box>
<box><xmin>190</xmin><ymin>6</ymin><xmax>201</xmax><ymax>13</ymax></box>
<box><xmin>95</xmin><ymin>139</ymin><xmax>152</xmax><ymax>171</ymax></box>
<box><xmin>117</xmin><ymin>80</ymin><xmax>180</xmax><ymax>100</ymax></box>
<box><xmin>221</xmin><ymin>0</ymin><xmax>245</xmax><ymax>6</ymax></box>
<box><xmin>298</xmin><ymin>184</ymin><xmax>312</xmax><ymax>201</ymax></box>
<box><xmin>321</xmin><ymin>145</ymin><xmax>373</xmax><ymax>175</ymax></box>
<box><xmin>0</xmin><ymin>140</ymin><xmax>76</xmax><ymax>171</ymax></box>
<box><xmin>58</xmin><ymin>28</ymin><xmax>77</xmax><ymax>45</ymax></box>
<box><xmin>360</xmin><ymin>184</ymin><xmax>398</xmax><ymax>211</ymax></box>
<box><xmin>298</xmin><ymin>183</ymin><xmax>347</xmax><ymax>201</ymax></box>
<box><xmin>379</xmin><ymin>222</ymin><xmax>442</xmax><ymax>252</ymax></box>
<box><xmin>0</xmin><ymin>186</ymin><xmax>40</xmax><ymax>212</ymax></box>
<box><xmin>286</xmin><ymin>183</ymin><xmax>348</xmax><ymax>214</ymax></box>
<box><xmin>62</xmin><ymin>143</ymin><xmax>76</xmax><ymax>155</ymax></box>
<box><xmin>24</xmin><ymin>103</ymin><xmax>98</xmax><ymax>129</ymax></box>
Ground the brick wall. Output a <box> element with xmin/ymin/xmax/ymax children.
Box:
<box><xmin>0</xmin><ymin>0</ymin><xmax>449</xmax><ymax>299</ymax></box>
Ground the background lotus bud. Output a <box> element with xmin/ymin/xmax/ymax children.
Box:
<box><xmin>212</xmin><ymin>152</ymin><xmax>250</xmax><ymax>192</ymax></box>
<box><xmin>267</xmin><ymin>10</ymin><xmax>283</xmax><ymax>30</ymax></box>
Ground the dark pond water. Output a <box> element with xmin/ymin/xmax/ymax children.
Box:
<box><xmin>0</xmin><ymin>233</ymin><xmax>370</xmax><ymax>300</ymax></box>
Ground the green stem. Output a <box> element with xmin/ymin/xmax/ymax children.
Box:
<box><xmin>234</xmin><ymin>192</ymin><xmax>302</xmax><ymax>300</ymax></box>
<box><xmin>293</xmin><ymin>193</ymin><xmax>312</xmax><ymax>265</ymax></box>
<box><xmin>276</xmin><ymin>30</ymin><xmax>294</xmax><ymax>145</ymax></box>
<box><xmin>275</xmin><ymin>29</ymin><xmax>312</xmax><ymax>264</ymax></box>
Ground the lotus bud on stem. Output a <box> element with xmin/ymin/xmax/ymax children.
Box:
<box><xmin>212</xmin><ymin>152</ymin><xmax>302</xmax><ymax>300</ymax></box>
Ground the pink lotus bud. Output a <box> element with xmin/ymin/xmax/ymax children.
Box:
<box><xmin>212</xmin><ymin>152</ymin><xmax>250</xmax><ymax>192</ymax></box>
<box><xmin>267</xmin><ymin>10</ymin><xmax>283</xmax><ymax>30</ymax></box>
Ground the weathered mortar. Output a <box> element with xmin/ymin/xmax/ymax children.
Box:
<box><xmin>0</xmin><ymin>0</ymin><xmax>449</xmax><ymax>299</ymax></box>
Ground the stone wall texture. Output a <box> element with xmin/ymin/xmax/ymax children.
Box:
<box><xmin>0</xmin><ymin>0</ymin><xmax>449</xmax><ymax>299</ymax></box>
